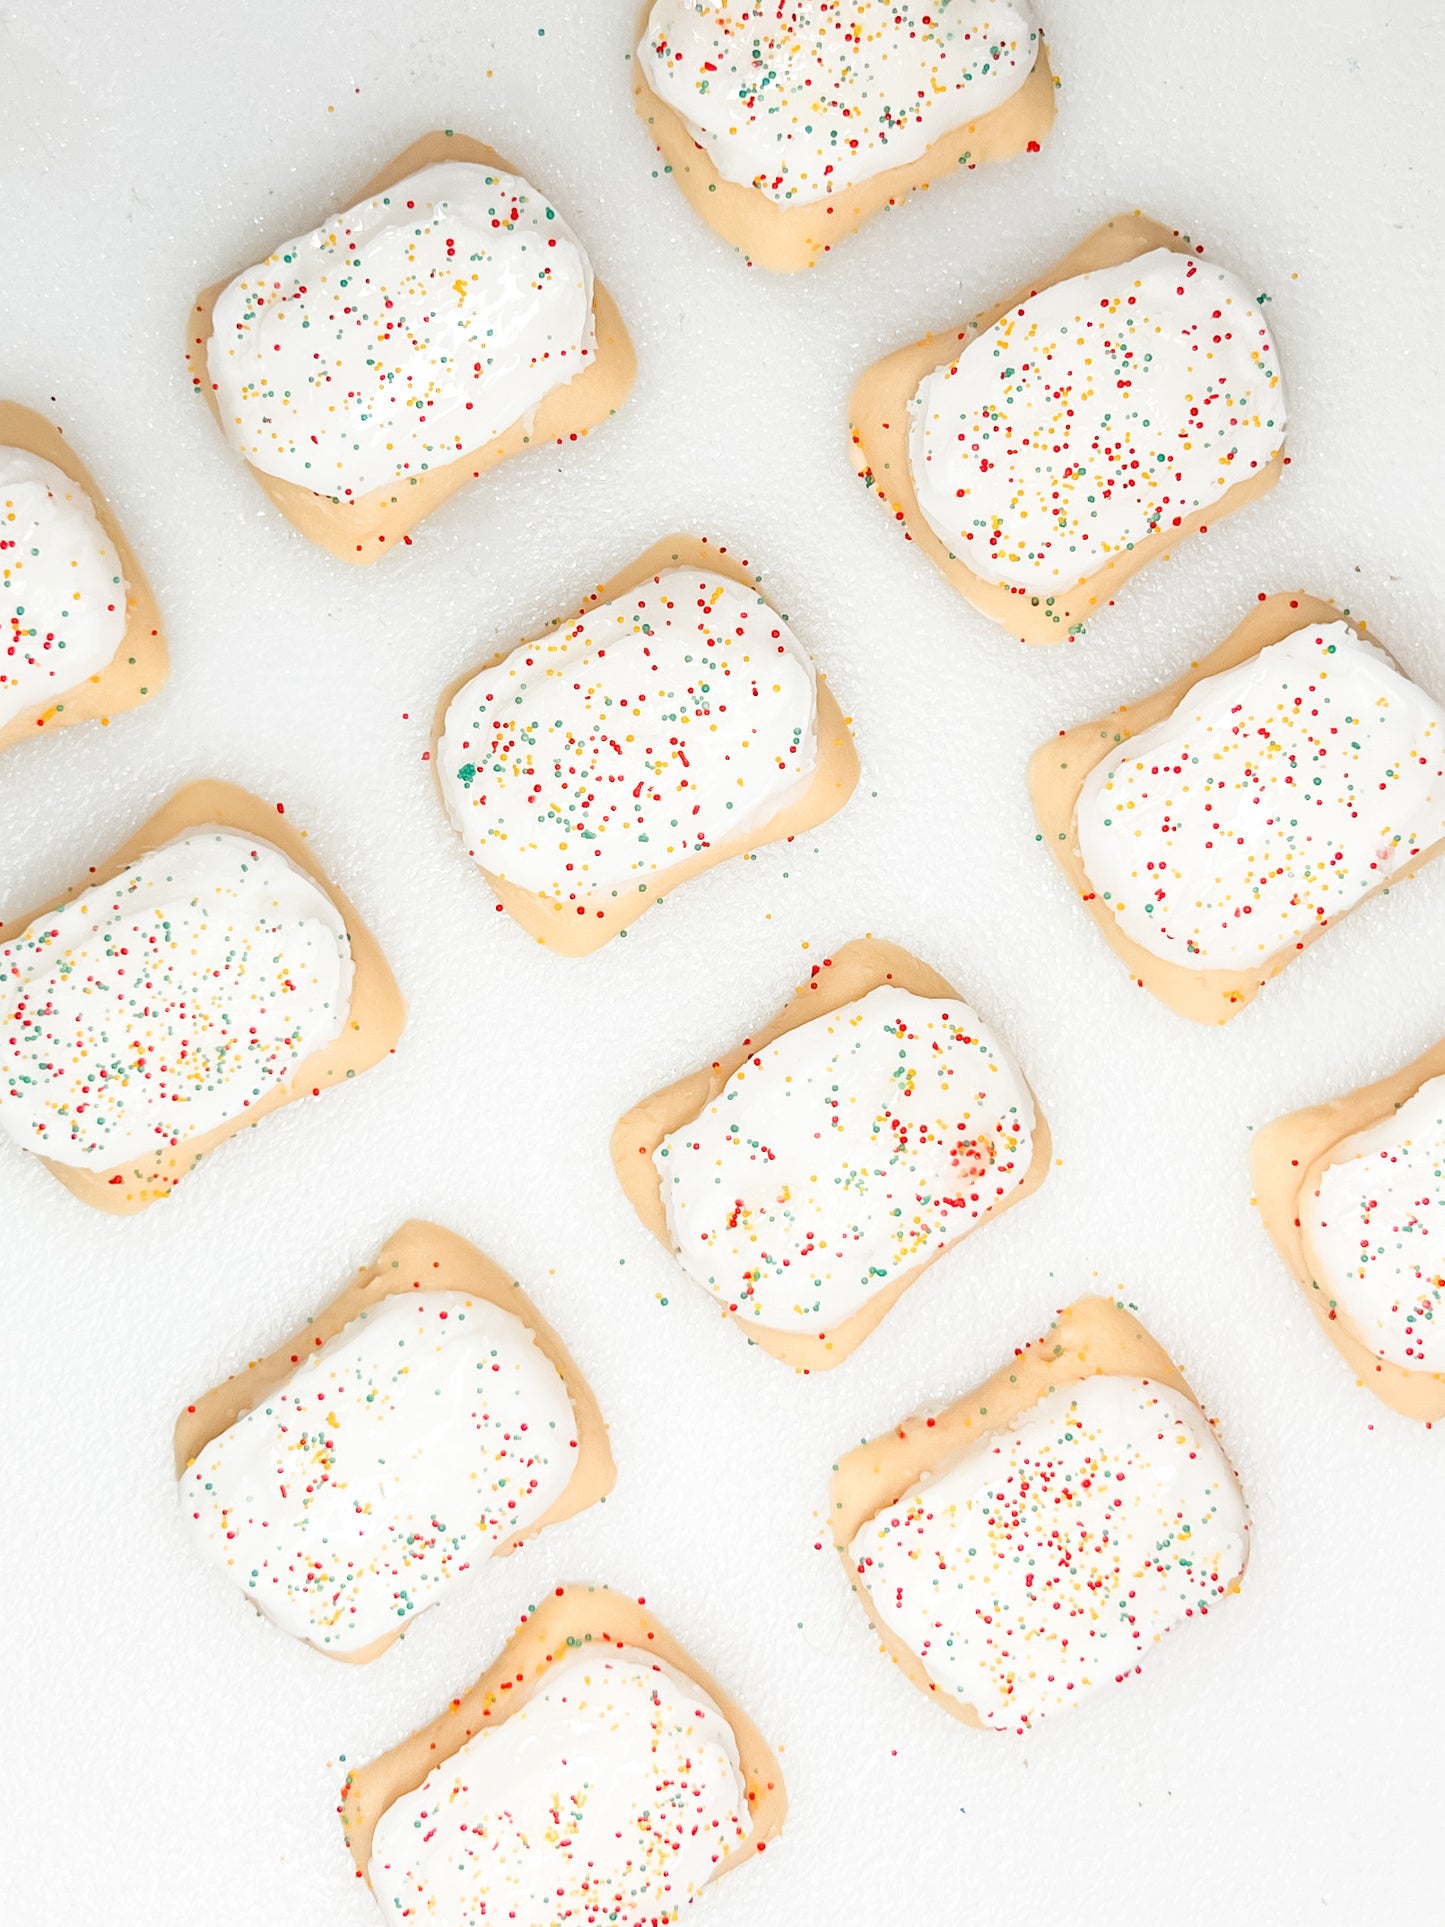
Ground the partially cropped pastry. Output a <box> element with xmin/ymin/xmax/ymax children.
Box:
<box><xmin>0</xmin><ymin>781</ymin><xmax>402</xmax><ymax>1211</ymax></box>
<box><xmin>341</xmin><ymin>1585</ymin><xmax>785</xmax><ymax>1921</ymax></box>
<box><xmin>613</xmin><ymin>938</ymin><xmax>1048</xmax><ymax>1368</ymax></box>
<box><xmin>1253</xmin><ymin>1042</ymin><xmax>1445</xmax><ymax>1420</ymax></box>
<box><xmin>434</xmin><ymin>535</ymin><xmax>857</xmax><ymax>953</ymax></box>
<box><xmin>832</xmin><ymin>1296</ymin><xmax>1249</xmax><ymax>1730</ymax></box>
<box><xmin>635</xmin><ymin>2</ymin><xmax>1054</xmax><ymax>271</ymax></box>
<box><xmin>0</xmin><ymin>401</ymin><xmax>166</xmax><ymax>753</ymax></box>
<box><xmin>176</xmin><ymin>1221</ymin><xmax>613</xmax><ymax>1659</ymax></box>
<box><xmin>1031</xmin><ymin>593</ymin><xmax>1445</xmax><ymax>1022</ymax></box>
<box><xmin>189</xmin><ymin>132</ymin><xmax>635</xmax><ymax>562</ymax></box>
<box><xmin>852</xmin><ymin>213</ymin><xmax>1287</xmax><ymax>641</ymax></box>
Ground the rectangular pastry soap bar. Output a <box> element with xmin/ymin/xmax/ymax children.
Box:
<box><xmin>1031</xmin><ymin>593</ymin><xmax>1445</xmax><ymax>1022</ymax></box>
<box><xmin>1253</xmin><ymin>1043</ymin><xmax>1445</xmax><ymax>1421</ymax></box>
<box><xmin>613</xmin><ymin>937</ymin><xmax>1049</xmax><ymax>1369</ymax></box>
<box><xmin>0</xmin><ymin>780</ymin><xmax>403</xmax><ymax>1211</ymax></box>
<box><xmin>432</xmin><ymin>534</ymin><xmax>857</xmax><ymax>954</ymax></box>
<box><xmin>831</xmin><ymin>1296</ymin><xmax>1249</xmax><ymax>1730</ymax></box>
<box><xmin>188</xmin><ymin>131</ymin><xmax>635</xmax><ymax>563</ymax></box>
<box><xmin>633</xmin><ymin>1</ymin><xmax>1055</xmax><ymax>272</ymax></box>
<box><xmin>176</xmin><ymin>1221</ymin><xmax>614</xmax><ymax>1660</ymax></box>
<box><xmin>341</xmin><ymin>1585</ymin><xmax>785</xmax><ymax>1918</ymax></box>
<box><xmin>0</xmin><ymin>400</ymin><xmax>166</xmax><ymax>755</ymax></box>
<box><xmin>851</xmin><ymin>213</ymin><xmax>1287</xmax><ymax>642</ymax></box>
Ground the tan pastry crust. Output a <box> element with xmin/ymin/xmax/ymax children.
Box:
<box><xmin>1252</xmin><ymin>1047</ymin><xmax>1445</xmax><ymax>1420</ymax></box>
<box><xmin>631</xmin><ymin>6</ymin><xmax>1055</xmax><ymax>274</ymax></box>
<box><xmin>186</xmin><ymin>132</ymin><xmax>636</xmax><ymax>564</ymax></box>
<box><xmin>174</xmin><ymin>1219</ymin><xmax>616</xmax><ymax>1661</ymax></box>
<box><xmin>849</xmin><ymin>212</ymin><xmax>1287</xmax><ymax>643</ymax></box>
<box><xmin>0</xmin><ymin>401</ymin><xmax>167</xmax><ymax>754</ymax></box>
<box><xmin>829</xmin><ymin>1294</ymin><xmax>1244</xmax><ymax>1726</ymax></box>
<box><xmin>340</xmin><ymin>1583</ymin><xmax>786</xmax><ymax>1888</ymax></box>
<box><xmin>0</xmin><ymin>779</ymin><xmax>404</xmax><ymax>1213</ymax></box>
<box><xmin>432</xmin><ymin>533</ymin><xmax>859</xmax><ymax>956</ymax></box>
<box><xmin>1028</xmin><ymin>591</ymin><xmax>1442</xmax><ymax>1025</ymax></box>
<box><xmin>611</xmin><ymin>937</ymin><xmax>1051</xmax><ymax>1370</ymax></box>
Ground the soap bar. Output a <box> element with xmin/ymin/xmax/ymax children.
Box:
<box><xmin>0</xmin><ymin>400</ymin><xmax>166</xmax><ymax>754</ymax></box>
<box><xmin>188</xmin><ymin>131</ymin><xmax>635</xmax><ymax>563</ymax></box>
<box><xmin>831</xmin><ymin>1295</ymin><xmax>1249</xmax><ymax>1730</ymax></box>
<box><xmin>634</xmin><ymin>1</ymin><xmax>1054</xmax><ymax>272</ymax></box>
<box><xmin>0</xmin><ymin>780</ymin><xmax>403</xmax><ymax>1211</ymax></box>
<box><xmin>1253</xmin><ymin>1041</ymin><xmax>1445</xmax><ymax>1421</ymax></box>
<box><xmin>1031</xmin><ymin>592</ymin><xmax>1445</xmax><ymax>1022</ymax></box>
<box><xmin>176</xmin><ymin>1220</ymin><xmax>614</xmax><ymax>1659</ymax></box>
<box><xmin>340</xmin><ymin>1585</ymin><xmax>786</xmax><ymax>1918</ymax></box>
<box><xmin>433</xmin><ymin>534</ymin><xmax>857</xmax><ymax>953</ymax></box>
<box><xmin>851</xmin><ymin>213</ymin><xmax>1287</xmax><ymax>641</ymax></box>
<box><xmin>613</xmin><ymin>937</ymin><xmax>1049</xmax><ymax>1369</ymax></box>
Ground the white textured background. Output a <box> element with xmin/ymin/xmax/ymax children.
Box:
<box><xmin>1</xmin><ymin>3</ymin><xmax>1442</xmax><ymax>1922</ymax></box>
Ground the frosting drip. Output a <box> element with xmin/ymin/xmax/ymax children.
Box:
<box><xmin>851</xmin><ymin>1374</ymin><xmax>1248</xmax><ymax>1730</ymax></box>
<box><xmin>439</xmin><ymin>567</ymin><xmax>818</xmax><ymax>905</ymax></box>
<box><xmin>1302</xmin><ymin>1076</ymin><xmax>1445</xmax><ymax>1372</ymax></box>
<box><xmin>1076</xmin><ymin>622</ymin><xmax>1445</xmax><ymax>971</ymax></box>
<box><xmin>909</xmin><ymin>247</ymin><xmax>1285</xmax><ymax>591</ymax></box>
<box><xmin>1</xmin><ymin>447</ymin><xmax>127</xmax><ymax>730</ymax></box>
<box><xmin>368</xmin><ymin>1647</ymin><xmax>751</xmax><ymax>1924</ymax></box>
<box><xmin>208</xmin><ymin>161</ymin><xmax>596</xmax><ymax>499</ymax></box>
<box><xmin>640</xmin><ymin>2</ymin><xmax>1040</xmax><ymax>205</ymax></box>
<box><xmin>658</xmin><ymin>984</ymin><xmax>1035</xmax><ymax>1332</ymax></box>
<box><xmin>0</xmin><ymin>829</ymin><xmax>353</xmax><ymax>1169</ymax></box>
<box><xmin>181</xmin><ymin>1290</ymin><xmax>579</xmax><ymax>1652</ymax></box>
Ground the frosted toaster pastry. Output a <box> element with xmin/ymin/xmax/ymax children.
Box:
<box><xmin>341</xmin><ymin>1584</ymin><xmax>786</xmax><ymax>1922</ymax></box>
<box><xmin>1030</xmin><ymin>593</ymin><xmax>1445</xmax><ymax>1024</ymax></box>
<box><xmin>850</xmin><ymin>212</ymin><xmax>1287</xmax><ymax>642</ymax></box>
<box><xmin>831</xmin><ymin>1296</ymin><xmax>1249</xmax><ymax>1731</ymax></box>
<box><xmin>188</xmin><ymin>131</ymin><xmax>635</xmax><ymax>563</ymax></box>
<box><xmin>434</xmin><ymin>534</ymin><xmax>858</xmax><ymax>954</ymax></box>
<box><xmin>175</xmin><ymin>1221</ymin><xmax>614</xmax><ymax>1660</ymax></box>
<box><xmin>0</xmin><ymin>401</ymin><xmax>166</xmax><ymax>754</ymax></box>
<box><xmin>0</xmin><ymin>780</ymin><xmax>403</xmax><ymax>1213</ymax></box>
<box><xmin>633</xmin><ymin>2</ymin><xmax>1054</xmax><ymax>273</ymax></box>
<box><xmin>612</xmin><ymin>938</ymin><xmax>1049</xmax><ymax>1370</ymax></box>
<box><xmin>1252</xmin><ymin>1044</ymin><xmax>1445</xmax><ymax>1421</ymax></box>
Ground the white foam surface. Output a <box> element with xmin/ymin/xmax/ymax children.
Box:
<box><xmin>0</xmin><ymin>3</ymin><xmax>1441</xmax><ymax>1923</ymax></box>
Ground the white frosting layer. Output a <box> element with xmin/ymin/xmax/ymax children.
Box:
<box><xmin>0</xmin><ymin>829</ymin><xmax>353</xmax><ymax>1169</ymax></box>
<box><xmin>851</xmin><ymin>1375</ymin><xmax>1248</xmax><ymax>1731</ymax></box>
<box><xmin>640</xmin><ymin>1</ymin><xmax>1040</xmax><ymax>205</ymax></box>
<box><xmin>181</xmin><ymin>1291</ymin><xmax>579</xmax><ymax>1653</ymax></box>
<box><xmin>1</xmin><ymin>447</ymin><xmax>127</xmax><ymax>730</ymax></box>
<box><xmin>208</xmin><ymin>160</ymin><xmax>596</xmax><ymax>500</ymax></box>
<box><xmin>439</xmin><ymin>567</ymin><xmax>818</xmax><ymax>907</ymax></box>
<box><xmin>1302</xmin><ymin>1076</ymin><xmax>1445</xmax><ymax>1372</ymax></box>
<box><xmin>909</xmin><ymin>247</ymin><xmax>1286</xmax><ymax>592</ymax></box>
<box><xmin>368</xmin><ymin>1647</ymin><xmax>751</xmax><ymax>1923</ymax></box>
<box><xmin>658</xmin><ymin>985</ymin><xmax>1035</xmax><ymax>1333</ymax></box>
<box><xmin>1076</xmin><ymin>621</ymin><xmax>1445</xmax><ymax>971</ymax></box>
